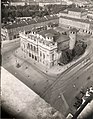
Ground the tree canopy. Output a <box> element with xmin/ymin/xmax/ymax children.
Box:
<box><xmin>60</xmin><ymin>41</ymin><xmax>87</xmax><ymax>64</ymax></box>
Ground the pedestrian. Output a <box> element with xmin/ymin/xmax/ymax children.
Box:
<box><xmin>73</xmin><ymin>84</ymin><xmax>76</xmax><ymax>88</ymax></box>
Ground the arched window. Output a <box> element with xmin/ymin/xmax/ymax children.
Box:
<box><xmin>31</xmin><ymin>44</ymin><xmax>32</xmax><ymax>50</ymax></box>
<box><xmin>35</xmin><ymin>56</ymin><xmax>37</xmax><ymax>60</ymax></box>
<box><xmin>43</xmin><ymin>53</ymin><xmax>45</xmax><ymax>59</ymax></box>
<box><xmin>40</xmin><ymin>51</ymin><xmax>42</xmax><ymax>57</ymax></box>
<box><xmin>27</xmin><ymin>43</ymin><xmax>30</xmax><ymax>49</ymax></box>
<box><xmin>34</xmin><ymin>46</ymin><xmax>36</xmax><ymax>52</ymax></box>
<box><xmin>52</xmin><ymin>54</ymin><xmax>54</xmax><ymax>60</ymax></box>
<box><xmin>32</xmin><ymin>45</ymin><xmax>34</xmax><ymax>51</ymax></box>
<box><xmin>29</xmin><ymin>53</ymin><xmax>31</xmax><ymax>57</ymax></box>
<box><xmin>32</xmin><ymin>54</ymin><xmax>34</xmax><ymax>59</ymax></box>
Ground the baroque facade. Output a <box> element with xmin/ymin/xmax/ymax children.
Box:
<box><xmin>20</xmin><ymin>29</ymin><xmax>60</xmax><ymax>68</ymax></box>
<box><xmin>20</xmin><ymin>28</ymin><xmax>77</xmax><ymax>68</ymax></box>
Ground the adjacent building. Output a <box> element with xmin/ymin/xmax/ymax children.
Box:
<box><xmin>59</xmin><ymin>7</ymin><xmax>93</xmax><ymax>35</ymax></box>
<box><xmin>1</xmin><ymin>15</ymin><xmax>59</xmax><ymax>41</ymax></box>
<box><xmin>87</xmin><ymin>7</ymin><xmax>93</xmax><ymax>20</ymax></box>
<box><xmin>59</xmin><ymin>7</ymin><xmax>88</xmax><ymax>19</ymax></box>
<box><xmin>73</xmin><ymin>0</ymin><xmax>91</xmax><ymax>8</ymax></box>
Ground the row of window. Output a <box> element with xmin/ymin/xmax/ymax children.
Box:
<box><xmin>82</xmin><ymin>29</ymin><xmax>92</xmax><ymax>35</ymax></box>
<box><xmin>25</xmin><ymin>26</ymin><xmax>47</xmax><ymax>35</ymax></box>
<box><xmin>40</xmin><ymin>51</ymin><xmax>54</xmax><ymax>60</ymax></box>
<box><xmin>27</xmin><ymin>43</ymin><xmax>37</xmax><ymax>52</ymax></box>
<box><xmin>29</xmin><ymin>53</ymin><xmax>37</xmax><ymax>61</ymax></box>
<box><xmin>22</xmin><ymin>47</ymin><xmax>55</xmax><ymax>67</ymax></box>
<box><xmin>40</xmin><ymin>51</ymin><xmax>45</xmax><ymax>59</ymax></box>
<box><xmin>25</xmin><ymin>31</ymin><xmax>31</xmax><ymax>34</ymax></box>
<box><xmin>23</xmin><ymin>43</ymin><xmax>54</xmax><ymax>61</ymax></box>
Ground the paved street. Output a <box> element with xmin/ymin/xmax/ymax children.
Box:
<box><xmin>1</xmin><ymin>39</ymin><xmax>20</xmax><ymax>54</ymax></box>
<box><xmin>2</xmin><ymin>49</ymin><xmax>56</xmax><ymax>96</ymax></box>
<box><xmin>42</xmin><ymin>61</ymin><xmax>93</xmax><ymax>114</ymax></box>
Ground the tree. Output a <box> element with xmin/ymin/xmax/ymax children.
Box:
<box><xmin>60</xmin><ymin>51</ymin><xmax>69</xmax><ymax>64</ymax></box>
<box><xmin>74</xmin><ymin>43</ymin><xmax>84</xmax><ymax>56</ymax></box>
<box><xmin>66</xmin><ymin>49</ymin><xmax>73</xmax><ymax>62</ymax></box>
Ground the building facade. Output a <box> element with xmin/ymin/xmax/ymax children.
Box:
<box><xmin>20</xmin><ymin>29</ymin><xmax>60</xmax><ymax>68</ymax></box>
<box><xmin>59</xmin><ymin>7</ymin><xmax>93</xmax><ymax>35</ymax></box>
<box><xmin>20</xmin><ymin>28</ymin><xmax>72</xmax><ymax>68</ymax></box>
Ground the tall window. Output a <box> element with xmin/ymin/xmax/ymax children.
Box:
<box><xmin>27</xmin><ymin>43</ymin><xmax>30</xmax><ymax>49</ymax></box>
<box><xmin>23</xmin><ymin>44</ymin><xmax>25</xmax><ymax>48</ymax></box>
<box><xmin>35</xmin><ymin>56</ymin><xmax>37</xmax><ymax>61</ymax></box>
<box><xmin>40</xmin><ymin>51</ymin><xmax>42</xmax><ymax>57</ymax></box>
<box><xmin>14</xmin><ymin>35</ymin><xmax>16</xmax><ymax>39</ymax></box>
<box><xmin>31</xmin><ymin>44</ymin><xmax>32</xmax><ymax>50</ymax></box>
<box><xmin>32</xmin><ymin>54</ymin><xmax>34</xmax><ymax>59</ymax></box>
<box><xmin>43</xmin><ymin>53</ymin><xmax>45</xmax><ymax>59</ymax></box>
<box><xmin>29</xmin><ymin>53</ymin><xmax>31</xmax><ymax>57</ymax></box>
<box><xmin>34</xmin><ymin>46</ymin><xmax>36</xmax><ymax>52</ymax></box>
<box><xmin>52</xmin><ymin>54</ymin><xmax>54</xmax><ymax>60</ymax></box>
<box><xmin>32</xmin><ymin>45</ymin><xmax>34</xmax><ymax>51</ymax></box>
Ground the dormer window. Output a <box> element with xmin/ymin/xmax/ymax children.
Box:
<box><xmin>73</xmin><ymin>32</ymin><xmax>75</xmax><ymax>34</ymax></box>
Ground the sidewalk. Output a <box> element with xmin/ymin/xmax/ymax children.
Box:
<box><xmin>14</xmin><ymin>47</ymin><xmax>89</xmax><ymax>77</ymax></box>
<box><xmin>1</xmin><ymin>38</ymin><xmax>20</xmax><ymax>48</ymax></box>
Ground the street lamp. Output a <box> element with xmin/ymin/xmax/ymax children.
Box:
<box><xmin>15</xmin><ymin>55</ymin><xmax>21</xmax><ymax>68</ymax></box>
